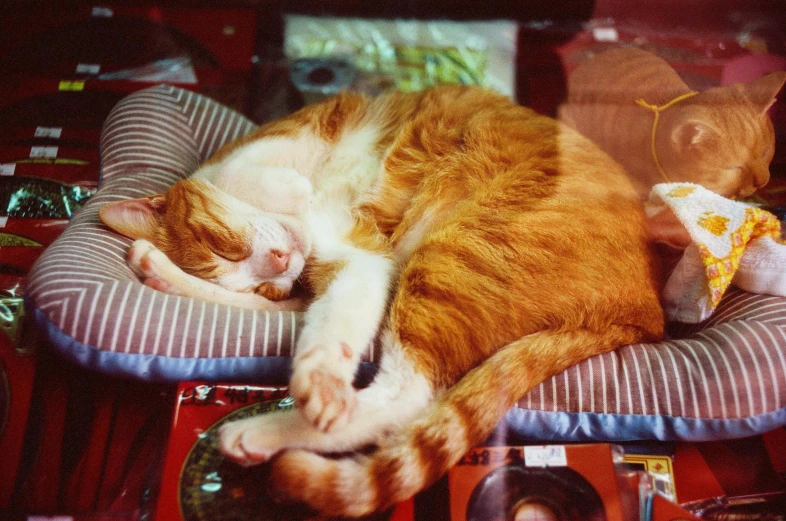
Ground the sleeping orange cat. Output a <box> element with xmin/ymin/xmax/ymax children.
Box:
<box><xmin>99</xmin><ymin>86</ymin><xmax>664</xmax><ymax>517</ymax></box>
<box><xmin>559</xmin><ymin>48</ymin><xmax>786</xmax><ymax>200</ymax></box>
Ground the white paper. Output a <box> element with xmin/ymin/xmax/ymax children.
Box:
<box><xmin>592</xmin><ymin>27</ymin><xmax>619</xmax><ymax>42</ymax></box>
<box><xmin>35</xmin><ymin>127</ymin><xmax>63</xmax><ymax>139</ymax></box>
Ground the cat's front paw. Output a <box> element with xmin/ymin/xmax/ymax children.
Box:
<box><xmin>127</xmin><ymin>239</ymin><xmax>156</xmax><ymax>278</ymax></box>
<box><xmin>127</xmin><ymin>239</ymin><xmax>184</xmax><ymax>295</ymax></box>
<box><xmin>290</xmin><ymin>343</ymin><xmax>358</xmax><ymax>433</ymax></box>
<box><xmin>217</xmin><ymin>416</ymin><xmax>285</xmax><ymax>466</ymax></box>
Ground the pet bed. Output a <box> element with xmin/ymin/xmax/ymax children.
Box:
<box><xmin>25</xmin><ymin>85</ymin><xmax>786</xmax><ymax>442</ymax></box>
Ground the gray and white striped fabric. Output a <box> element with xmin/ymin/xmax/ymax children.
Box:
<box><xmin>26</xmin><ymin>85</ymin><xmax>380</xmax><ymax>383</ymax></box>
<box><xmin>26</xmin><ymin>85</ymin><xmax>786</xmax><ymax>440</ymax></box>
<box><xmin>507</xmin><ymin>287</ymin><xmax>786</xmax><ymax>441</ymax></box>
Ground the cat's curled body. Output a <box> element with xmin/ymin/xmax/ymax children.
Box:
<box><xmin>559</xmin><ymin>48</ymin><xmax>786</xmax><ymax>200</ymax></box>
<box><xmin>100</xmin><ymin>86</ymin><xmax>664</xmax><ymax>517</ymax></box>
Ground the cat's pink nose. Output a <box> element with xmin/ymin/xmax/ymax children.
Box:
<box><xmin>269</xmin><ymin>249</ymin><xmax>290</xmax><ymax>273</ymax></box>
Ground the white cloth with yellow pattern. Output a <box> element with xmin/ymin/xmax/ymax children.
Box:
<box><xmin>648</xmin><ymin>183</ymin><xmax>786</xmax><ymax>323</ymax></box>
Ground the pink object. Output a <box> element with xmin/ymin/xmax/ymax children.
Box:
<box><xmin>721</xmin><ymin>54</ymin><xmax>786</xmax><ymax>85</ymax></box>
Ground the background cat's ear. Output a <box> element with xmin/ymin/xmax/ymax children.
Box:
<box><xmin>670</xmin><ymin>120</ymin><xmax>717</xmax><ymax>153</ymax></box>
<box><xmin>98</xmin><ymin>195</ymin><xmax>166</xmax><ymax>241</ymax></box>
<box><xmin>746</xmin><ymin>71</ymin><xmax>786</xmax><ymax>115</ymax></box>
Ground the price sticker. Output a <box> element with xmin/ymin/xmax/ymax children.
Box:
<box><xmin>35</xmin><ymin>127</ymin><xmax>63</xmax><ymax>139</ymax></box>
<box><xmin>0</xmin><ymin>217</ymin><xmax>8</xmax><ymax>228</ymax></box>
<box><xmin>91</xmin><ymin>6</ymin><xmax>114</xmax><ymax>17</ymax></box>
<box><xmin>0</xmin><ymin>164</ymin><xmax>16</xmax><ymax>176</ymax></box>
<box><xmin>30</xmin><ymin>146</ymin><xmax>59</xmax><ymax>159</ymax></box>
<box><xmin>524</xmin><ymin>445</ymin><xmax>568</xmax><ymax>467</ymax></box>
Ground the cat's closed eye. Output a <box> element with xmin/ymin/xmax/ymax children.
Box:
<box><xmin>200</xmin><ymin>226</ymin><xmax>253</xmax><ymax>262</ymax></box>
<box><xmin>212</xmin><ymin>247</ymin><xmax>248</xmax><ymax>263</ymax></box>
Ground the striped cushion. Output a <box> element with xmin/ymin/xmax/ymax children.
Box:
<box><xmin>26</xmin><ymin>85</ymin><xmax>381</xmax><ymax>384</ymax></box>
<box><xmin>510</xmin><ymin>288</ymin><xmax>786</xmax><ymax>441</ymax></box>
<box><xmin>26</xmin><ymin>85</ymin><xmax>786</xmax><ymax>441</ymax></box>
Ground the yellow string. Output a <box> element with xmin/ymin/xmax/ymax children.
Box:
<box><xmin>634</xmin><ymin>91</ymin><xmax>699</xmax><ymax>183</ymax></box>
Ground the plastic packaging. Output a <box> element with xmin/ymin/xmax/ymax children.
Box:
<box><xmin>284</xmin><ymin>16</ymin><xmax>517</xmax><ymax>99</ymax></box>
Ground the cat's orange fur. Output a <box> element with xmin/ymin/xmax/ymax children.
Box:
<box><xmin>559</xmin><ymin>48</ymin><xmax>786</xmax><ymax>200</ymax></box>
<box><xmin>100</xmin><ymin>86</ymin><xmax>663</xmax><ymax>517</ymax></box>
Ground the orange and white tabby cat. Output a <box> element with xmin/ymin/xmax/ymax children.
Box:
<box><xmin>559</xmin><ymin>48</ymin><xmax>786</xmax><ymax>200</ymax></box>
<box><xmin>99</xmin><ymin>86</ymin><xmax>664</xmax><ymax>517</ymax></box>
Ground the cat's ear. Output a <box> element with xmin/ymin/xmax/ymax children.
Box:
<box><xmin>98</xmin><ymin>195</ymin><xmax>166</xmax><ymax>241</ymax></box>
<box><xmin>746</xmin><ymin>71</ymin><xmax>786</xmax><ymax>115</ymax></box>
<box><xmin>670</xmin><ymin>120</ymin><xmax>717</xmax><ymax>153</ymax></box>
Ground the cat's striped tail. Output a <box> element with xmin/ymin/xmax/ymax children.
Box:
<box><xmin>269</xmin><ymin>325</ymin><xmax>646</xmax><ymax>518</ymax></box>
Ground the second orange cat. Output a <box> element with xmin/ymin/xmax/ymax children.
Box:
<box><xmin>560</xmin><ymin>48</ymin><xmax>785</xmax><ymax>200</ymax></box>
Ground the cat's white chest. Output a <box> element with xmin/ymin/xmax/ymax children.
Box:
<box><xmin>313</xmin><ymin>124</ymin><xmax>384</xmax><ymax>201</ymax></box>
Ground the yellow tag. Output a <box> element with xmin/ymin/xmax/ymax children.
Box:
<box><xmin>58</xmin><ymin>80</ymin><xmax>85</xmax><ymax>91</ymax></box>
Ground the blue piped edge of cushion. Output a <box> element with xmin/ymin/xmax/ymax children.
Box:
<box><xmin>501</xmin><ymin>406</ymin><xmax>786</xmax><ymax>443</ymax></box>
<box><xmin>28</xmin><ymin>298</ymin><xmax>786</xmax><ymax>442</ymax></box>
<box><xmin>29</xmin><ymin>300</ymin><xmax>375</xmax><ymax>385</ymax></box>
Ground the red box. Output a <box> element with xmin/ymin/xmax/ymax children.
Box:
<box><xmin>449</xmin><ymin>444</ymin><xmax>698</xmax><ymax>521</ymax></box>
<box><xmin>449</xmin><ymin>445</ymin><xmax>636</xmax><ymax>521</ymax></box>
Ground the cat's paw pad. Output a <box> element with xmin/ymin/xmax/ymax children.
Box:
<box><xmin>290</xmin><ymin>346</ymin><xmax>357</xmax><ymax>432</ymax></box>
<box><xmin>142</xmin><ymin>274</ymin><xmax>177</xmax><ymax>294</ymax></box>
<box><xmin>127</xmin><ymin>239</ymin><xmax>157</xmax><ymax>278</ymax></box>
<box><xmin>217</xmin><ymin>417</ymin><xmax>283</xmax><ymax>467</ymax></box>
<box><xmin>127</xmin><ymin>239</ymin><xmax>184</xmax><ymax>295</ymax></box>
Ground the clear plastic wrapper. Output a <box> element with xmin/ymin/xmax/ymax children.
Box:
<box><xmin>284</xmin><ymin>16</ymin><xmax>517</xmax><ymax>100</ymax></box>
<box><xmin>1</xmin><ymin>176</ymin><xmax>94</xmax><ymax>220</ymax></box>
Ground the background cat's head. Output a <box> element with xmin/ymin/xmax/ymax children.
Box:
<box><xmin>659</xmin><ymin>71</ymin><xmax>786</xmax><ymax>198</ymax></box>
<box><xmin>99</xmin><ymin>178</ymin><xmax>311</xmax><ymax>300</ymax></box>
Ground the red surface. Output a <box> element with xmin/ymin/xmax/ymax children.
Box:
<box><xmin>5</xmin><ymin>351</ymin><xmax>173</xmax><ymax>519</ymax></box>
<box><xmin>0</xmin><ymin>337</ymin><xmax>36</xmax><ymax>508</ymax></box>
<box><xmin>0</xmin><ymin>4</ymin><xmax>257</xmax><ymax>73</ymax></box>
<box><xmin>673</xmin><ymin>436</ymin><xmax>786</xmax><ymax>505</ymax></box>
<box><xmin>155</xmin><ymin>382</ymin><xmax>415</xmax><ymax>521</ymax></box>
<box><xmin>0</xmin><ymin>145</ymin><xmax>100</xmax><ymax>167</ymax></box>
<box><xmin>0</xmin><ymin>127</ymin><xmax>103</xmax><ymax>148</ymax></box>
<box><xmin>762</xmin><ymin>428</ymin><xmax>786</xmax><ymax>475</ymax></box>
